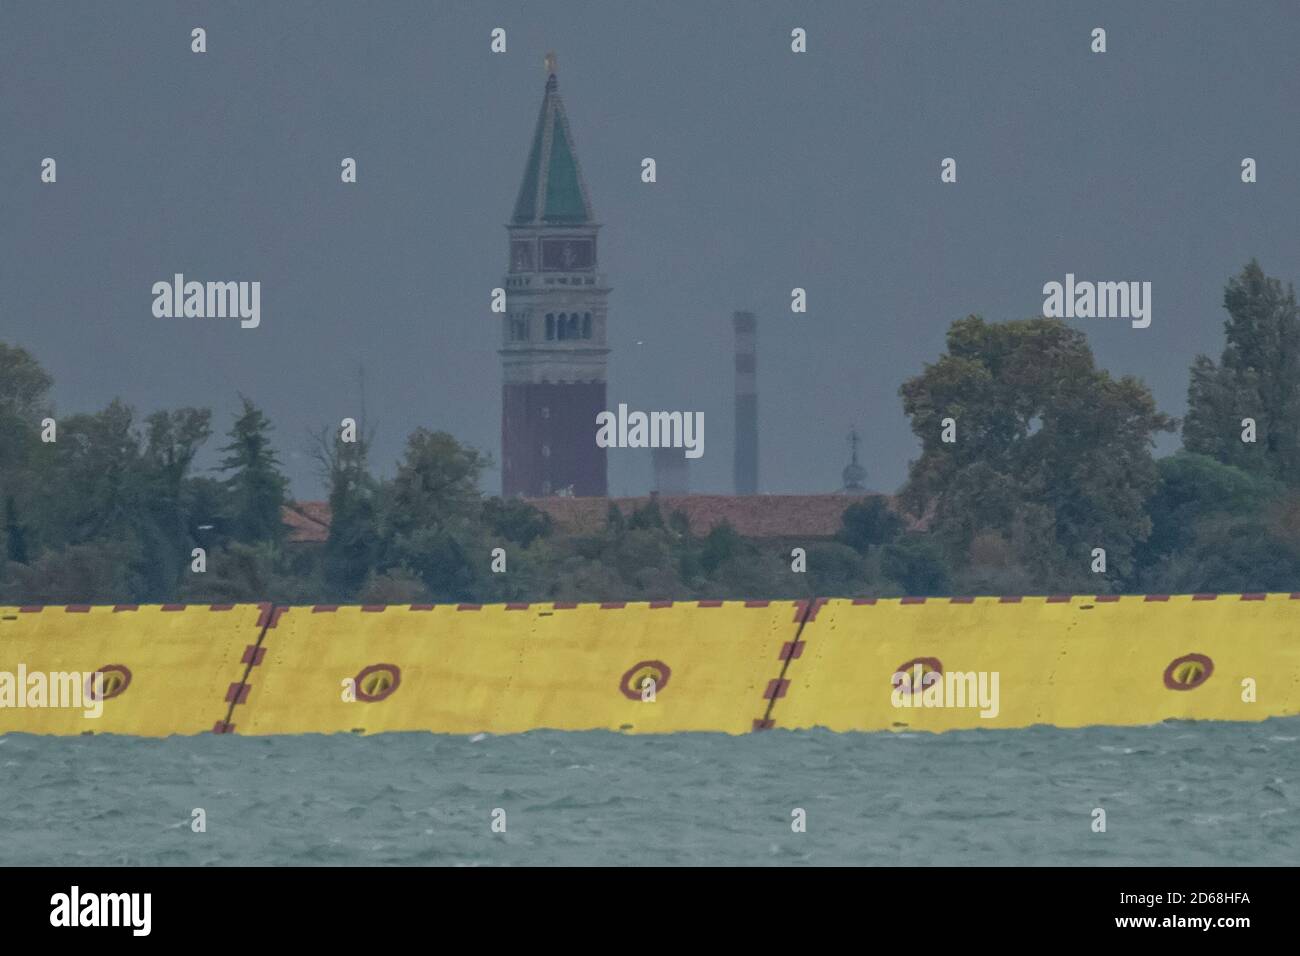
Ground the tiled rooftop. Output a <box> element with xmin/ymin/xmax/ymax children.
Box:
<box><xmin>284</xmin><ymin>493</ymin><xmax>909</xmax><ymax>544</ymax></box>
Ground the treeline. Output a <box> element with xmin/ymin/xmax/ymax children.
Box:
<box><xmin>3</xmin><ymin>259</ymin><xmax>1300</xmax><ymax>603</ymax></box>
<box><xmin>894</xmin><ymin>259</ymin><xmax>1300</xmax><ymax>595</ymax></box>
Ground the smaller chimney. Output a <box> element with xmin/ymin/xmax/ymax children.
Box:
<box><xmin>733</xmin><ymin>311</ymin><xmax>758</xmax><ymax>495</ymax></box>
<box><xmin>652</xmin><ymin>447</ymin><xmax>689</xmax><ymax>496</ymax></box>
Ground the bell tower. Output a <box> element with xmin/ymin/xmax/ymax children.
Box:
<box><xmin>501</xmin><ymin>54</ymin><xmax>610</xmax><ymax>497</ymax></box>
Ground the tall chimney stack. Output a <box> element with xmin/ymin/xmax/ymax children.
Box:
<box><xmin>652</xmin><ymin>446</ymin><xmax>689</xmax><ymax>496</ymax></box>
<box><xmin>733</xmin><ymin>311</ymin><xmax>758</xmax><ymax>495</ymax></box>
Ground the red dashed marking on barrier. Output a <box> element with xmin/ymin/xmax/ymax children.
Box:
<box><xmin>697</xmin><ymin>600</ymin><xmax>723</xmax><ymax>608</ymax></box>
<box><xmin>312</xmin><ymin>605</ymin><xmax>339</xmax><ymax>613</ymax></box>
<box><xmin>553</xmin><ymin>602</ymin><xmax>577</xmax><ymax>609</ymax></box>
<box><xmin>649</xmin><ymin>601</ymin><xmax>674</xmax><ymax>609</ymax></box>
<box><xmin>744</xmin><ymin>600</ymin><xmax>770</xmax><ymax>607</ymax></box>
<box><xmin>161</xmin><ymin>604</ymin><xmax>186</xmax><ymax>611</ymax></box>
<box><xmin>505</xmin><ymin>603</ymin><xmax>530</xmax><ymax>611</ymax></box>
<box><xmin>457</xmin><ymin>604</ymin><xmax>483</xmax><ymax>611</ymax></box>
<box><xmin>361</xmin><ymin>605</ymin><xmax>387</xmax><ymax>613</ymax></box>
<box><xmin>999</xmin><ymin>596</ymin><xmax>1023</xmax><ymax>604</ymax></box>
<box><xmin>600</xmin><ymin>602</ymin><xmax>626</xmax><ymax>609</ymax></box>
<box><xmin>793</xmin><ymin>598</ymin><xmax>827</xmax><ymax>622</ymax></box>
<box><xmin>66</xmin><ymin>605</ymin><xmax>90</xmax><ymax>613</ymax></box>
<box><xmin>221</xmin><ymin>606</ymin><xmax>279</xmax><ymax>735</ymax></box>
<box><xmin>764</xmin><ymin>679</ymin><xmax>790</xmax><ymax>700</ymax></box>
<box><xmin>1144</xmin><ymin>594</ymin><xmax>1170</xmax><ymax>602</ymax></box>
<box><xmin>409</xmin><ymin>604</ymin><xmax>435</xmax><ymax>611</ymax></box>
<box><xmin>1096</xmin><ymin>595</ymin><xmax>1120</xmax><ymax>602</ymax></box>
<box><xmin>950</xmin><ymin>596</ymin><xmax>975</xmax><ymax>604</ymax></box>
<box><xmin>1046</xmin><ymin>595</ymin><xmax>1072</xmax><ymax>603</ymax></box>
<box><xmin>852</xmin><ymin>597</ymin><xmax>877</xmax><ymax>605</ymax></box>
<box><xmin>1241</xmin><ymin>593</ymin><xmax>1266</xmax><ymax>601</ymax></box>
<box><xmin>112</xmin><ymin>605</ymin><xmax>139</xmax><ymax>612</ymax></box>
<box><xmin>1290</xmin><ymin>593</ymin><xmax>1300</xmax><ymax>601</ymax></box>
<box><xmin>19</xmin><ymin>606</ymin><xmax>42</xmax><ymax>613</ymax></box>
<box><xmin>901</xmin><ymin>596</ymin><xmax>926</xmax><ymax>605</ymax></box>
<box><xmin>254</xmin><ymin>604</ymin><xmax>288</xmax><ymax>628</ymax></box>
<box><xmin>208</xmin><ymin>604</ymin><xmax>234</xmax><ymax>611</ymax></box>
<box><xmin>1193</xmin><ymin>594</ymin><xmax>1218</xmax><ymax>601</ymax></box>
<box><xmin>758</xmin><ymin>596</ymin><xmax>824</xmax><ymax>732</ymax></box>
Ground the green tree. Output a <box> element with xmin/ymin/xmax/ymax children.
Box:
<box><xmin>1146</xmin><ymin>514</ymin><xmax>1300</xmax><ymax>594</ymax></box>
<box><xmin>1184</xmin><ymin>260</ymin><xmax>1300</xmax><ymax>482</ymax></box>
<box><xmin>0</xmin><ymin>345</ymin><xmax>53</xmax><ymax>580</ymax></box>
<box><xmin>0</xmin><ymin>343</ymin><xmax>53</xmax><ymax>486</ymax></box>
<box><xmin>609</xmin><ymin>527</ymin><xmax>678</xmax><ymax>596</ymax></box>
<box><xmin>187</xmin><ymin>540</ymin><xmax>310</xmax><ymax>604</ymax></box>
<box><xmin>605</xmin><ymin>502</ymin><xmax>627</xmax><ymax>537</ymax></box>
<box><xmin>627</xmin><ymin>499</ymin><xmax>665</xmax><ymax>531</ymax></box>
<box><xmin>1139</xmin><ymin>453</ymin><xmax>1277</xmax><ymax>562</ymax></box>
<box><xmin>380</xmin><ymin>429</ymin><xmax>490</xmax><ymax>600</ymax></box>
<box><xmin>699</xmin><ymin>521</ymin><xmax>748</xmax><ymax>575</ymax></box>
<box><xmin>313</xmin><ymin>425</ymin><xmax>378</xmax><ymax>599</ymax></box>
<box><xmin>43</xmin><ymin>400</ymin><xmax>146</xmax><ymax>547</ymax></box>
<box><xmin>900</xmin><ymin>316</ymin><xmax>1174</xmax><ymax>583</ymax></box>
<box><xmin>482</xmin><ymin>497</ymin><xmax>552</xmax><ymax>548</ymax></box>
<box><xmin>5</xmin><ymin>542</ymin><xmax>133</xmax><ymax>604</ymax></box>
<box><xmin>217</xmin><ymin>397</ymin><xmax>289</xmax><ymax>544</ymax></box>
<box><xmin>135</xmin><ymin>408</ymin><xmax>213</xmax><ymax>598</ymax></box>
<box><xmin>386</xmin><ymin>429</ymin><xmax>488</xmax><ymax>538</ymax></box>
<box><xmin>804</xmin><ymin>542</ymin><xmax>866</xmax><ymax>596</ymax></box>
<box><xmin>4</xmin><ymin>495</ymin><xmax>28</xmax><ymax>564</ymax></box>
<box><xmin>836</xmin><ymin>497</ymin><xmax>903</xmax><ymax>554</ymax></box>
<box><xmin>881</xmin><ymin>535</ymin><xmax>952</xmax><ymax>596</ymax></box>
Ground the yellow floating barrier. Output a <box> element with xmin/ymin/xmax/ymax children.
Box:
<box><xmin>0</xmin><ymin>604</ymin><xmax>268</xmax><ymax>736</ymax></box>
<box><xmin>773</xmin><ymin>594</ymin><xmax>1300</xmax><ymax>732</ymax></box>
<box><xmin>6</xmin><ymin>594</ymin><xmax>1295</xmax><ymax>736</ymax></box>
<box><xmin>235</xmin><ymin>600</ymin><xmax>803</xmax><ymax>735</ymax></box>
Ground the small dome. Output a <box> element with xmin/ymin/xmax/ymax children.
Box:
<box><xmin>841</xmin><ymin>427</ymin><xmax>866</xmax><ymax>493</ymax></box>
<box><xmin>842</xmin><ymin>460</ymin><xmax>867</xmax><ymax>492</ymax></box>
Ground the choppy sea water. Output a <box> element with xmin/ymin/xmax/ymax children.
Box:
<box><xmin>1</xmin><ymin>720</ymin><xmax>1296</xmax><ymax>866</ymax></box>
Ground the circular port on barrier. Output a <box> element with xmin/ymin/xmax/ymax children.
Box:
<box><xmin>354</xmin><ymin>663</ymin><xmax>401</xmax><ymax>702</ymax></box>
<box><xmin>85</xmin><ymin>664</ymin><xmax>131</xmax><ymax>701</ymax></box>
<box><xmin>620</xmin><ymin>660</ymin><xmax>671</xmax><ymax>700</ymax></box>
<box><xmin>1164</xmin><ymin>653</ymin><xmax>1213</xmax><ymax>691</ymax></box>
<box><xmin>892</xmin><ymin>657</ymin><xmax>942</xmax><ymax>695</ymax></box>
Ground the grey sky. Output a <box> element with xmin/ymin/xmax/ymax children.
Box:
<box><xmin>3</xmin><ymin>1</ymin><xmax>1299</xmax><ymax>499</ymax></box>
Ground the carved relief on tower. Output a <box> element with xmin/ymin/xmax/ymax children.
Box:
<box><xmin>502</xmin><ymin>353</ymin><xmax>607</xmax><ymax>387</ymax></box>
<box><xmin>503</xmin><ymin>310</ymin><xmax>532</xmax><ymax>345</ymax></box>
<box><xmin>540</xmin><ymin>236</ymin><xmax>595</xmax><ymax>271</ymax></box>
<box><xmin>510</xmin><ymin>239</ymin><xmax>535</xmax><ymax>273</ymax></box>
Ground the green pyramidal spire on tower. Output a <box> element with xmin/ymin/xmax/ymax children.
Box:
<box><xmin>511</xmin><ymin>55</ymin><xmax>594</xmax><ymax>225</ymax></box>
